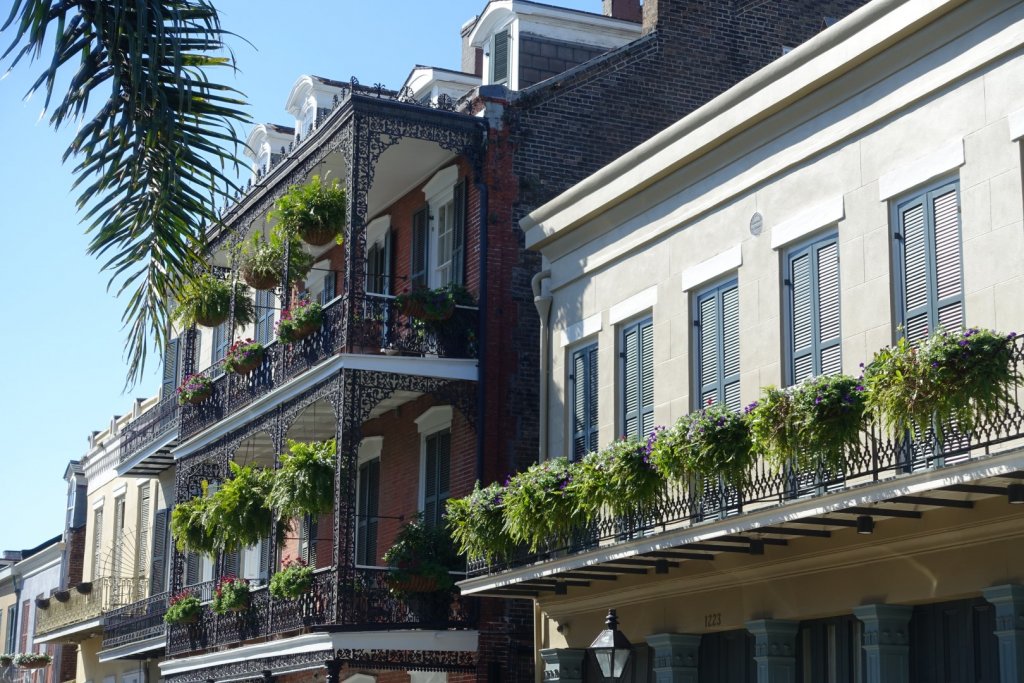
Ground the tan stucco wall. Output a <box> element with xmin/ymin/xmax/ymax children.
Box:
<box><xmin>77</xmin><ymin>636</ymin><xmax>160</xmax><ymax>683</ymax></box>
<box><xmin>83</xmin><ymin>477</ymin><xmax>165</xmax><ymax>586</ymax></box>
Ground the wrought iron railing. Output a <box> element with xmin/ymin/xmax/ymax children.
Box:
<box><xmin>118</xmin><ymin>397</ymin><xmax>179</xmax><ymax>465</ymax></box>
<box><xmin>35</xmin><ymin>577</ymin><xmax>148</xmax><ymax>636</ymax></box>
<box><xmin>180</xmin><ymin>293</ymin><xmax>478</xmax><ymax>440</ymax></box>
<box><xmin>467</xmin><ymin>336</ymin><xmax>1024</xmax><ymax>577</ymax></box>
<box><xmin>100</xmin><ymin>590</ymin><xmax>169</xmax><ymax>650</ymax></box>
<box><xmin>166</xmin><ymin>567</ymin><xmax>476</xmax><ymax>657</ymax></box>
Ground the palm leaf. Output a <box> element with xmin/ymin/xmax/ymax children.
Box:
<box><xmin>2</xmin><ymin>0</ymin><xmax>251</xmax><ymax>385</ymax></box>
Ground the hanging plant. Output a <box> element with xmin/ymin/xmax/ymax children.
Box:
<box><xmin>570</xmin><ymin>437</ymin><xmax>664</xmax><ymax>520</ymax></box>
<box><xmin>211</xmin><ymin>577</ymin><xmax>251</xmax><ymax>614</ymax></box>
<box><xmin>176</xmin><ymin>373</ymin><xmax>214</xmax><ymax>406</ymax></box>
<box><xmin>382</xmin><ymin>515</ymin><xmax>458</xmax><ymax>599</ymax></box>
<box><xmin>269</xmin><ymin>439</ymin><xmax>336</xmax><ymax>519</ymax></box>
<box><xmin>206</xmin><ymin>463</ymin><xmax>275</xmax><ymax>553</ymax></box>
<box><xmin>269</xmin><ymin>557</ymin><xmax>313</xmax><ymax>600</ymax></box>
<box><xmin>502</xmin><ymin>457</ymin><xmax>582</xmax><ymax>552</ymax></box>
<box><xmin>679</xmin><ymin>404</ymin><xmax>754</xmax><ymax>490</ymax></box>
<box><xmin>446</xmin><ymin>482</ymin><xmax>516</xmax><ymax>564</ymax></box>
<box><xmin>236</xmin><ymin>226</ymin><xmax>314</xmax><ymax>291</ymax></box>
<box><xmin>173</xmin><ymin>273</ymin><xmax>255</xmax><ymax>329</ymax></box>
<box><xmin>270</xmin><ymin>175</ymin><xmax>347</xmax><ymax>246</ymax></box>
<box><xmin>222</xmin><ymin>339</ymin><xmax>265</xmax><ymax>375</ymax></box>
<box><xmin>164</xmin><ymin>592</ymin><xmax>202</xmax><ymax>625</ymax></box>
<box><xmin>277</xmin><ymin>297</ymin><xmax>324</xmax><ymax>344</ymax></box>
<box><xmin>865</xmin><ymin>328</ymin><xmax>1019</xmax><ymax>440</ymax></box>
<box><xmin>13</xmin><ymin>654</ymin><xmax>51</xmax><ymax>669</ymax></box>
<box><xmin>171</xmin><ymin>492</ymin><xmax>219</xmax><ymax>555</ymax></box>
<box><xmin>647</xmin><ymin>421</ymin><xmax>692</xmax><ymax>482</ymax></box>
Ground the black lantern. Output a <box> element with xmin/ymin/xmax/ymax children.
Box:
<box><xmin>589</xmin><ymin>609</ymin><xmax>632</xmax><ymax>680</ymax></box>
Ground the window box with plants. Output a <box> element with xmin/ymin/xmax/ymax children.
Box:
<box><xmin>383</xmin><ymin>516</ymin><xmax>459</xmax><ymax>624</ymax></box>
<box><xmin>211</xmin><ymin>577</ymin><xmax>251</xmax><ymax>614</ymax></box>
<box><xmin>14</xmin><ymin>654</ymin><xmax>51</xmax><ymax>670</ymax></box>
<box><xmin>164</xmin><ymin>592</ymin><xmax>202</xmax><ymax>625</ymax></box>
<box><xmin>277</xmin><ymin>296</ymin><xmax>324</xmax><ymax>344</ymax></box>
<box><xmin>269</xmin><ymin>557</ymin><xmax>313</xmax><ymax>601</ymax></box>
<box><xmin>395</xmin><ymin>284</ymin><xmax>477</xmax><ymax>356</ymax></box>
<box><xmin>236</xmin><ymin>226</ymin><xmax>314</xmax><ymax>291</ymax></box>
<box><xmin>271</xmin><ymin>175</ymin><xmax>347</xmax><ymax>247</ymax></box>
<box><xmin>223</xmin><ymin>339</ymin><xmax>266</xmax><ymax>376</ymax></box>
<box><xmin>173</xmin><ymin>273</ymin><xmax>255</xmax><ymax>329</ymax></box>
<box><xmin>176</xmin><ymin>373</ymin><xmax>214</xmax><ymax>406</ymax></box>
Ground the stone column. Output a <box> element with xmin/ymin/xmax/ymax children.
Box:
<box><xmin>983</xmin><ymin>584</ymin><xmax>1024</xmax><ymax>683</ymax></box>
<box><xmin>646</xmin><ymin>633</ymin><xmax>701</xmax><ymax>683</ymax></box>
<box><xmin>853</xmin><ymin>604</ymin><xmax>912</xmax><ymax>683</ymax></box>
<box><xmin>540</xmin><ymin>648</ymin><xmax>586</xmax><ymax>683</ymax></box>
<box><xmin>746</xmin><ymin>620</ymin><xmax>798</xmax><ymax>683</ymax></box>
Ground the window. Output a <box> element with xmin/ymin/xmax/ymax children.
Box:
<box><xmin>694</xmin><ymin>279</ymin><xmax>741</xmax><ymax>411</ymax></box>
<box><xmin>435</xmin><ymin>199</ymin><xmax>456</xmax><ymax>285</ymax></box>
<box><xmin>570</xmin><ymin>343</ymin><xmax>599</xmax><ymax>460</ymax></box>
<box><xmin>422</xmin><ymin>429</ymin><xmax>451</xmax><ymax>528</ymax></box>
<box><xmin>135</xmin><ymin>485</ymin><xmax>151</xmax><ymax>579</ymax></box>
<box><xmin>149</xmin><ymin>509</ymin><xmax>170</xmax><ymax>595</ymax></box>
<box><xmin>356</xmin><ymin>458</ymin><xmax>380</xmax><ymax>565</ymax></box>
<box><xmin>161</xmin><ymin>336</ymin><xmax>181</xmax><ymax>401</ymax></box>
<box><xmin>367</xmin><ymin>236</ymin><xmax>391</xmax><ymax>295</ymax></box>
<box><xmin>785</xmin><ymin>233</ymin><xmax>841</xmax><ymax>384</ymax></box>
<box><xmin>797</xmin><ymin>616</ymin><xmax>863</xmax><ymax>683</ymax></box>
<box><xmin>490</xmin><ymin>29</ymin><xmax>510</xmax><ymax>85</ymax></box>
<box><xmin>419</xmin><ymin>168</ymin><xmax>466</xmax><ymax>288</ymax></box>
<box><xmin>5</xmin><ymin>605</ymin><xmax>16</xmax><ymax>653</ymax></box>
<box><xmin>319</xmin><ymin>272</ymin><xmax>337</xmax><ymax>305</ymax></box>
<box><xmin>92</xmin><ymin>506</ymin><xmax>104</xmax><ymax>578</ymax></box>
<box><xmin>891</xmin><ymin>179</ymin><xmax>963</xmax><ymax>342</ymax></box>
<box><xmin>620</xmin><ymin>317</ymin><xmax>654</xmax><ymax>439</ymax></box>
<box><xmin>112</xmin><ymin>495</ymin><xmax>126</xmax><ymax>576</ymax></box>
<box><xmin>254</xmin><ymin>290</ymin><xmax>275</xmax><ymax>345</ymax></box>
<box><xmin>212</xmin><ymin>321</ymin><xmax>229</xmax><ymax>375</ymax></box>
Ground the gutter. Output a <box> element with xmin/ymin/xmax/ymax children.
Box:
<box><xmin>532</xmin><ymin>270</ymin><xmax>552</xmax><ymax>460</ymax></box>
<box><xmin>474</xmin><ymin>120</ymin><xmax>491</xmax><ymax>484</ymax></box>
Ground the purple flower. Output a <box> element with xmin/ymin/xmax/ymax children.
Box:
<box><xmin>855</xmin><ymin>384</ymin><xmax>865</xmax><ymax>392</ymax></box>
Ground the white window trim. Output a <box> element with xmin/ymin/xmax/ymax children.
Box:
<box><xmin>366</xmin><ymin>215</ymin><xmax>391</xmax><ymax>251</ymax></box>
<box><xmin>423</xmin><ymin>167</ymin><xmax>459</xmax><ymax>288</ymax></box>
<box><xmin>415</xmin><ymin>406</ymin><xmax>453</xmax><ymax>512</ymax></box>
<box><xmin>681</xmin><ymin>245</ymin><xmax>743</xmax><ymax>293</ymax></box>
<box><xmin>358</xmin><ymin>436</ymin><xmax>383</xmax><ymax>465</ymax></box>
<box><xmin>878</xmin><ymin>139</ymin><xmax>964</xmax><ymax>200</ymax></box>
<box><xmin>559</xmin><ymin>313</ymin><xmax>602</xmax><ymax>348</ymax></box>
<box><xmin>608</xmin><ymin>286</ymin><xmax>658</xmax><ymax>325</ymax></box>
<box><xmin>112</xmin><ymin>483</ymin><xmax>128</xmax><ymax>498</ymax></box>
<box><xmin>91</xmin><ymin>498</ymin><xmax>105</xmax><ymax>510</ymax></box>
<box><xmin>770</xmin><ymin>195</ymin><xmax>846</xmax><ymax>250</ymax></box>
<box><xmin>1010</xmin><ymin>108</ymin><xmax>1024</xmax><ymax>141</ymax></box>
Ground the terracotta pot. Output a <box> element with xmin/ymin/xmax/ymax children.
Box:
<box><xmin>181</xmin><ymin>386</ymin><xmax>213</xmax><ymax>406</ymax></box>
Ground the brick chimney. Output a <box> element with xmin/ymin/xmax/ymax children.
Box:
<box><xmin>602</xmin><ymin>0</ymin><xmax>642</xmax><ymax>23</ymax></box>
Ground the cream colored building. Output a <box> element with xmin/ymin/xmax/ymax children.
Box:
<box><xmin>459</xmin><ymin>1</ymin><xmax>1024</xmax><ymax>681</ymax></box>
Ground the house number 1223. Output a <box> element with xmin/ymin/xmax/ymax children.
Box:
<box><xmin>704</xmin><ymin>613</ymin><xmax>722</xmax><ymax>627</ymax></box>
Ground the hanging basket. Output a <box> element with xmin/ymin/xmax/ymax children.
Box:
<box><xmin>240</xmin><ymin>264</ymin><xmax>281</xmax><ymax>291</ymax></box>
<box><xmin>228</xmin><ymin>349</ymin><xmax>265</xmax><ymax>375</ymax></box>
<box><xmin>195</xmin><ymin>310</ymin><xmax>230</xmax><ymax>328</ymax></box>
<box><xmin>182</xmin><ymin>386</ymin><xmax>213</xmax><ymax>406</ymax></box>
<box><xmin>299</xmin><ymin>222</ymin><xmax>339</xmax><ymax>247</ymax></box>
<box><xmin>18</xmin><ymin>661</ymin><xmax>49</xmax><ymax>670</ymax></box>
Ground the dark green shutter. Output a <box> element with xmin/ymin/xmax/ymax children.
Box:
<box><xmin>571</xmin><ymin>344</ymin><xmax>599</xmax><ymax>460</ymax></box>
<box><xmin>492</xmin><ymin>30</ymin><xmax>510</xmax><ymax>84</ymax></box>
<box><xmin>222</xmin><ymin>550</ymin><xmax>239</xmax><ymax>578</ymax></box>
<box><xmin>320</xmin><ymin>272</ymin><xmax>336</xmax><ymax>305</ymax></box>
<box><xmin>786</xmin><ymin>234</ymin><xmax>841</xmax><ymax>384</ymax></box>
<box><xmin>423</xmin><ymin>430</ymin><xmax>451</xmax><ymax>527</ymax></box>
<box><xmin>452</xmin><ymin>180</ymin><xmax>466</xmax><ymax>285</ymax></box>
<box><xmin>621</xmin><ymin>318</ymin><xmax>654</xmax><ymax>439</ymax></box>
<box><xmin>894</xmin><ymin>181</ymin><xmax>963</xmax><ymax>342</ymax></box>
<box><xmin>357</xmin><ymin>459</ymin><xmax>380</xmax><ymax>565</ymax></box>
<box><xmin>411</xmin><ymin>208</ymin><xmax>429</xmax><ymax>288</ymax></box>
<box><xmin>259</xmin><ymin>534</ymin><xmax>271</xmax><ymax>582</ymax></box>
<box><xmin>161</xmin><ymin>338</ymin><xmax>180</xmax><ymax>401</ymax></box>
<box><xmin>185</xmin><ymin>552</ymin><xmax>200</xmax><ymax>586</ymax></box>
<box><xmin>149</xmin><ymin>509</ymin><xmax>170</xmax><ymax>594</ymax></box>
<box><xmin>695</xmin><ymin>281</ymin><xmax>741</xmax><ymax>411</ymax></box>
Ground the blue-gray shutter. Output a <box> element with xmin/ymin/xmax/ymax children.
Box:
<box><xmin>258</xmin><ymin>534</ymin><xmax>271</xmax><ymax>581</ymax></box>
<box><xmin>452</xmin><ymin>180</ymin><xmax>466</xmax><ymax>286</ymax></box>
<box><xmin>212</xmin><ymin>322</ymin><xmax>229</xmax><ymax>375</ymax></box>
<box><xmin>786</xmin><ymin>234</ymin><xmax>841</xmax><ymax>384</ymax></box>
<box><xmin>695</xmin><ymin>281</ymin><xmax>741</xmax><ymax>411</ymax></box>
<box><xmin>491</xmin><ymin>29</ymin><xmax>510</xmax><ymax>84</ymax></box>
<box><xmin>357</xmin><ymin>459</ymin><xmax>380</xmax><ymax>565</ymax></box>
<box><xmin>185</xmin><ymin>552</ymin><xmax>200</xmax><ymax>586</ymax></box>
<box><xmin>411</xmin><ymin>208</ymin><xmax>429</xmax><ymax>289</ymax></box>
<box><xmin>161</xmin><ymin>337</ymin><xmax>180</xmax><ymax>401</ymax></box>
<box><xmin>149</xmin><ymin>509</ymin><xmax>170</xmax><ymax>594</ymax></box>
<box><xmin>571</xmin><ymin>344</ymin><xmax>599</xmax><ymax>460</ymax></box>
<box><xmin>894</xmin><ymin>181</ymin><xmax>963</xmax><ymax>342</ymax></box>
<box><xmin>255</xmin><ymin>290</ymin><xmax>275</xmax><ymax>344</ymax></box>
<box><xmin>222</xmin><ymin>550</ymin><xmax>239</xmax><ymax>578</ymax></box>
<box><xmin>320</xmin><ymin>272</ymin><xmax>336</xmax><ymax>305</ymax></box>
<box><xmin>621</xmin><ymin>318</ymin><xmax>654</xmax><ymax>439</ymax></box>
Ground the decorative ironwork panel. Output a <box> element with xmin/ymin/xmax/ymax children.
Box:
<box><xmin>100</xmin><ymin>591</ymin><xmax>169</xmax><ymax>650</ymax></box>
<box><xmin>335</xmin><ymin>649</ymin><xmax>477</xmax><ymax>673</ymax></box>
<box><xmin>118</xmin><ymin>398</ymin><xmax>179</xmax><ymax>464</ymax></box>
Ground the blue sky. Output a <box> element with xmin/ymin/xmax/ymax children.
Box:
<box><xmin>0</xmin><ymin>0</ymin><xmax>600</xmax><ymax>550</ymax></box>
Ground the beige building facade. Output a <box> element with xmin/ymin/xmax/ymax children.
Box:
<box><xmin>460</xmin><ymin>1</ymin><xmax>1024</xmax><ymax>681</ymax></box>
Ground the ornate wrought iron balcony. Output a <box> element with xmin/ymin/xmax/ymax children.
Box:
<box><xmin>180</xmin><ymin>295</ymin><xmax>479</xmax><ymax>440</ymax></box>
<box><xmin>35</xmin><ymin>577</ymin><xmax>147</xmax><ymax>638</ymax></box>
<box><xmin>100</xmin><ymin>590</ymin><xmax>169</xmax><ymax>650</ymax></box>
<box><xmin>165</xmin><ymin>567</ymin><xmax>476</xmax><ymax>657</ymax></box>
<box><xmin>118</xmin><ymin>396</ymin><xmax>179</xmax><ymax>465</ymax></box>
<box><xmin>467</xmin><ymin>335</ymin><xmax>1024</xmax><ymax>578</ymax></box>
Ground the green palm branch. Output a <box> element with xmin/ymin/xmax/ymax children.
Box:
<box><xmin>2</xmin><ymin>0</ymin><xmax>251</xmax><ymax>385</ymax></box>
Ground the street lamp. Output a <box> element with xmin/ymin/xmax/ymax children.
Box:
<box><xmin>589</xmin><ymin>609</ymin><xmax>632</xmax><ymax>680</ymax></box>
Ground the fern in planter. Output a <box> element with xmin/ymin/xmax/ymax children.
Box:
<box><xmin>164</xmin><ymin>592</ymin><xmax>202</xmax><ymax>624</ymax></box>
<box><xmin>865</xmin><ymin>328</ymin><xmax>1019</xmax><ymax>440</ymax></box>
<box><xmin>171</xmin><ymin>491</ymin><xmax>219</xmax><ymax>555</ymax></box>
<box><xmin>382</xmin><ymin>516</ymin><xmax>459</xmax><ymax>599</ymax></box>
<box><xmin>211</xmin><ymin>577</ymin><xmax>250</xmax><ymax>614</ymax></box>
<box><xmin>446</xmin><ymin>482</ymin><xmax>515</xmax><ymax>564</ymax></box>
<box><xmin>270</xmin><ymin>175</ymin><xmax>347</xmax><ymax>247</ymax></box>
<box><xmin>173</xmin><ymin>273</ymin><xmax>255</xmax><ymax>329</ymax></box>
<box><xmin>236</xmin><ymin>226</ymin><xmax>313</xmax><ymax>291</ymax></box>
<box><xmin>502</xmin><ymin>457</ymin><xmax>582</xmax><ymax>552</ymax></box>
<box><xmin>681</xmin><ymin>404</ymin><xmax>754</xmax><ymax>491</ymax></box>
<box><xmin>270</xmin><ymin>439</ymin><xmax>336</xmax><ymax>519</ymax></box>
<box><xmin>269</xmin><ymin>557</ymin><xmax>313</xmax><ymax>600</ymax></box>
<box><xmin>570</xmin><ymin>437</ymin><xmax>664</xmax><ymax>520</ymax></box>
<box><xmin>206</xmin><ymin>463</ymin><xmax>275</xmax><ymax>553</ymax></box>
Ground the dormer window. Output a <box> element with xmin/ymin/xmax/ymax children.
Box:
<box><xmin>490</xmin><ymin>28</ymin><xmax>510</xmax><ymax>85</ymax></box>
<box><xmin>301</xmin><ymin>100</ymin><xmax>316</xmax><ymax>137</ymax></box>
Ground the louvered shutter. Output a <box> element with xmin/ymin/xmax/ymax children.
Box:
<box><xmin>254</xmin><ymin>291</ymin><xmax>275</xmax><ymax>345</ymax></box>
<box><xmin>411</xmin><ymin>208</ymin><xmax>429</xmax><ymax>288</ymax></box>
<box><xmin>424</xmin><ymin>437</ymin><xmax>438</xmax><ymax>527</ymax></box>
<box><xmin>721</xmin><ymin>286</ymin><xmax>741</xmax><ymax>411</ymax></box>
<box><xmin>696</xmin><ymin>281</ymin><xmax>741</xmax><ymax>411</ymax></box>
<box><xmin>222</xmin><ymin>550</ymin><xmax>239</xmax><ymax>579</ymax></box>
<box><xmin>422</xmin><ymin>430</ymin><xmax>451</xmax><ymax>527</ymax></box>
<box><xmin>136</xmin><ymin>486</ymin><xmax>151</xmax><ymax>579</ymax></box>
<box><xmin>259</xmin><ymin>534</ymin><xmax>271</xmax><ymax>582</ymax></box>
<box><xmin>932</xmin><ymin>186</ymin><xmax>964</xmax><ymax>330</ymax></box>
<box><xmin>357</xmin><ymin>459</ymin><xmax>380</xmax><ymax>565</ymax></box>
<box><xmin>491</xmin><ymin>30</ymin><xmax>510</xmax><ymax>84</ymax></box>
<box><xmin>161</xmin><ymin>338</ymin><xmax>180</xmax><ymax>401</ymax></box>
<box><xmin>640</xmin><ymin>322</ymin><xmax>655</xmax><ymax>435</ymax></box>
<box><xmin>320</xmin><ymin>272</ymin><xmax>336</xmax><ymax>305</ymax></box>
<box><xmin>452</xmin><ymin>181</ymin><xmax>466</xmax><ymax>285</ymax></box>
<box><xmin>92</xmin><ymin>507</ymin><xmax>104</xmax><ymax>577</ymax></box>
<box><xmin>437</xmin><ymin>431</ymin><xmax>451</xmax><ymax>521</ymax></box>
<box><xmin>149</xmin><ymin>509</ymin><xmax>170</xmax><ymax>594</ymax></box>
<box><xmin>899</xmin><ymin>198</ymin><xmax>930</xmax><ymax>342</ymax></box>
<box><xmin>786</xmin><ymin>234</ymin><xmax>841</xmax><ymax>384</ymax></box>
<box><xmin>570</xmin><ymin>344</ymin><xmax>599</xmax><ymax>460</ymax></box>
<box><xmin>308</xmin><ymin>517</ymin><xmax>319</xmax><ymax>568</ymax></box>
<box><xmin>697</xmin><ymin>292</ymin><xmax>720</xmax><ymax>407</ymax></box>
<box><xmin>621</xmin><ymin>319</ymin><xmax>653</xmax><ymax>439</ymax></box>
<box><xmin>112</xmin><ymin>497</ymin><xmax>126</xmax><ymax>576</ymax></box>
<box><xmin>185</xmin><ymin>553</ymin><xmax>200</xmax><ymax>586</ymax></box>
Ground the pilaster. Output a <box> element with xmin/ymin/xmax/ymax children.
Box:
<box><xmin>853</xmin><ymin>604</ymin><xmax>912</xmax><ymax>683</ymax></box>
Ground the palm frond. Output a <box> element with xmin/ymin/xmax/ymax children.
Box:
<box><xmin>2</xmin><ymin>0</ymin><xmax>251</xmax><ymax>385</ymax></box>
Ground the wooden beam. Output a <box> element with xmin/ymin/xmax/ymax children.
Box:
<box><xmin>719</xmin><ymin>535</ymin><xmax>789</xmax><ymax>546</ymax></box>
<box><xmin>844</xmin><ymin>507</ymin><xmax>922</xmax><ymax>519</ymax></box>
<box><xmin>945</xmin><ymin>483</ymin><xmax>1008</xmax><ymax>496</ymax></box>
<box><xmin>570</xmin><ymin>565</ymin><xmax>648</xmax><ymax>575</ymax></box>
<box><xmin>642</xmin><ymin>550</ymin><xmax>716</xmax><ymax>561</ymax></box>
<box><xmin>603</xmin><ymin>558</ymin><xmax>680</xmax><ymax>569</ymax></box>
<box><xmin>681</xmin><ymin>543</ymin><xmax>754</xmax><ymax>554</ymax></box>
<box><xmin>558</xmin><ymin>571</ymin><xmax>618</xmax><ymax>581</ymax></box>
<box><xmin>757</xmin><ymin>525</ymin><xmax>832</xmax><ymax>538</ymax></box>
<box><xmin>490</xmin><ymin>589</ymin><xmax>539</xmax><ymax>597</ymax></box>
<box><xmin>891</xmin><ymin>495</ymin><xmax>974</xmax><ymax>509</ymax></box>
<box><xmin>789</xmin><ymin>516</ymin><xmax>860</xmax><ymax>528</ymax></box>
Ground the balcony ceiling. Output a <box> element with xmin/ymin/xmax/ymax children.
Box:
<box><xmin>367</xmin><ymin>139</ymin><xmax>457</xmax><ymax>219</ymax></box>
